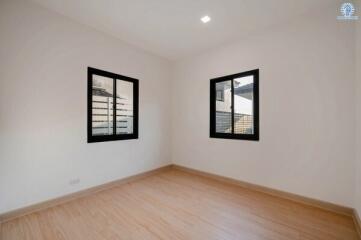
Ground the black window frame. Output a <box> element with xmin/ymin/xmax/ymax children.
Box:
<box><xmin>87</xmin><ymin>67</ymin><xmax>139</xmax><ymax>143</ymax></box>
<box><xmin>210</xmin><ymin>69</ymin><xmax>259</xmax><ymax>141</ymax></box>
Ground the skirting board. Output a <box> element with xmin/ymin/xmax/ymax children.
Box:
<box><xmin>171</xmin><ymin>165</ymin><xmax>354</xmax><ymax>217</ymax></box>
<box><xmin>0</xmin><ymin>164</ymin><xmax>172</xmax><ymax>223</ymax></box>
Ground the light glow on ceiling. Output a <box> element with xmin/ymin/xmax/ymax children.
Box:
<box><xmin>201</xmin><ymin>15</ymin><xmax>211</xmax><ymax>23</ymax></box>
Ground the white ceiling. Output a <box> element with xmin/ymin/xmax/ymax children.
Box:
<box><xmin>31</xmin><ymin>0</ymin><xmax>336</xmax><ymax>60</ymax></box>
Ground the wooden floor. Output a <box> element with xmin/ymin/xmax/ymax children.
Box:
<box><xmin>1</xmin><ymin>169</ymin><xmax>360</xmax><ymax>240</ymax></box>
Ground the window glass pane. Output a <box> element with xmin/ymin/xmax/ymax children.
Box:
<box><xmin>92</xmin><ymin>75</ymin><xmax>114</xmax><ymax>136</ymax></box>
<box><xmin>233</xmin><ymin>76</ymin><xmax>254</xmax><ymax>134</ymax></box>
<box><xmin>116</xmin><ymin>80</ymin><xmax>133</xmax><ymax>134</ymax></box>
<box><xmin>215</xmin><ymin>80</ymin><xmax>232</xmax><ymax>133</ymax></box>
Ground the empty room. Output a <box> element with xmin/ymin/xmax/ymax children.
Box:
<box><xmin>1</xmin><ymin>0</ymin><xmax>361</xmax><ymax>239</ymax></box>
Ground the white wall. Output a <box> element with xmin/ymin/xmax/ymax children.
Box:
<box><xmin>355</xmin><ymin>0</ymin><xmax>361</xmax><ymax>218</ymax></box>
<box><xmin>0</xmin><ymin>0</ymin><xmax>171</xmax><ymax>214</ymax></box>
<box><xmin>171</xmin><ymin>6</ymin><xmax>356</xmax><ymax>207</ymax></box>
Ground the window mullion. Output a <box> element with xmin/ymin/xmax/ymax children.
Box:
<box><xmin>231</xmin><ymin>79</ymin><xmax>234</xmax><ymax>134</ymax></box>
<box><xmin>113</xmin><ymin>78</ymin><xmax>117</xmax><ymax>135</ymax></box>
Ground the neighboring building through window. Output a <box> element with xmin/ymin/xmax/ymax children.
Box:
<box><xmin>210</xmin><ymin>69</ymin><xmax>259</xmax><ymax>140</ymax></box>
<box><xmin>216</xmin><ymin>89</ymin><xmax>224</xmax><ymax>101</ymax></box>
<box><xmin>88</xmin><ymin>67</ymin><xmax>139</xmax><ymax>143</ymax></box>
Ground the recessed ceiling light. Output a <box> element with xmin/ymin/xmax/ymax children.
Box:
<box><xmin>201</xmin><ymin>15</ymin><xmax>211</xmax><ymax>23</ymax></box>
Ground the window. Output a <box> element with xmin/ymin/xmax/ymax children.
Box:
<box><xmin>88</xmin><ymin>67</ymin><xmax>138</xmax><ymax>143</ymax></box>
<box><xmin>210</xmin><ymin>69</ymin><xmax>259</xmax><ymax>140</ymax></box>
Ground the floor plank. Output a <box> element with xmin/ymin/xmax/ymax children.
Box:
<box><xmin>1</xmin><ymin>169</ymin><xmax>359</xmax><ymax>240</ymax></box>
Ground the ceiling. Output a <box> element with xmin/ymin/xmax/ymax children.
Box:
<box><xmin>31</xmin><ymin>0</ymin><xmax>336</xmax><ymax>60</ymax></box>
